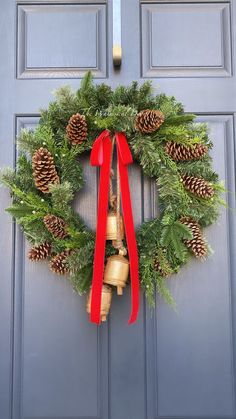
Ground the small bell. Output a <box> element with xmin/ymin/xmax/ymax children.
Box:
<box><xmin>86</xmin><ymin>284</ymin><xmax>112</xmax><ymax>322</ymax></box>
<box><xmin>106</xmin><ymin>211</ymin><xmax>124</xmax><ymax>241</ymax></box>
<box><xmin>103</xmin><ymin>253</ymin><xmax>129</xmax><ymax>295</ymax></box>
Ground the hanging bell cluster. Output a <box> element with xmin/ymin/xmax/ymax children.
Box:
<box><xmin>87</xmin><ymin>141</ymin><xmax>130</xmax><ymax>322</ymax></box>
<box><xmin>87</xmin><ymin>216</ymin><xmax>129</xmax><ymax>321</ymax></box>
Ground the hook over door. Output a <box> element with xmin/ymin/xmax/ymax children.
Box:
<box><xmin>113</xmin><ymin>0</ymin><xmax>122</xmax><ymax>67</ymax></box>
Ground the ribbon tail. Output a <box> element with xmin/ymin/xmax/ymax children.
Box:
<box><xmin>116</xmin><ymin>134</ymin><xmax>139</xmax><ymax>324</ymax></box>
<box><xmin>90</xmin><ymin>136</ymin><xmax>112</xmax><ymax>324</ymax></box>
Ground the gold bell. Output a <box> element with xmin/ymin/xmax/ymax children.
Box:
<box><xmin>103</xmin><ymin>254</ymin><xmax>129</xmax><ymax>295</ymax></box>
<box><xmin>86</xmin><ymin>284</ymin><xmax>112</xmax><ymax>322</ymax></box>
<box><xmin>106</xmin><ymin>211</ymin><xmax>124</xmax><ymax>241</ymax></box>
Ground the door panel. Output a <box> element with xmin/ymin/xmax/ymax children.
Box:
<box><xmin>1</xmin><ymin>1</ymin><xmax>236</xmax><ymax>419</ymax></box>
<box><xmin>146</xmin><ymin>116</ymin><xmax>236</xmax><ymax>418</ymax></box>
<box><xmin>12</xmin><ymin>118</ymin><xmax>108</xmax><ymax>419</ymax></box>
<box><xmin>141</xmin><ymin>3</ymin><xmax>232</xmax><ymax>77</ymax></box>
<box><xmin>108</xmin><ymin>164</ymin><xmax>147</xmax><ymax>419</ymax></box>
<box><xmin>17</xmin><ymin>4</ymin><xmax>107</xmax><ymax>78</ymax></box>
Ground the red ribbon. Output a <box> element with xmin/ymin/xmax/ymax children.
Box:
<box><xmin>90</xmin><ymin>130</ymin><xmax>139</xmax><ymax>324</ymax></box>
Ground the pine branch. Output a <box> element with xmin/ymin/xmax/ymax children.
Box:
<box><xmin>155</xmin><ymin>275</ymin><xmax>176</xmax><ymax>309</ymax></box>
<box><xmin>0</xmin><ymin>168</ymin><xmax>16</xmax><ymax>189</ymax></box>
<box><xmin>53</xmin><ymin>85</ymin><xmax>75</xmax><ymax>105</ymax></box>
<box><xmin>177</xmin><ymin>158</ymin><xmax>218</xmax><ymax>182</ymax></box>
<box><xmin>155</xmin><ymin>247</ymin><xmax>174</xmax><ymax>277</ymax></box>
<box><xmin>69</xmin><ymin>264</ymin><xmax>93</xmax><ymax>295</ymax></box>
<box><xmin>95</xmin><ymin>104</ymin><xmax>137</xmax><ymax>134</ymax></box>
<box><xmin>139</xmin><ymin>255</ymin><xmax>155</xmax><ymax>306</ymax></box>
<box><xmin>160</xmin><ymin>221</ymin><xmax>192</xmax><ymax>261</ymax></box>
<box><xmin>55</xmin><ymin>140</ymin><xmax>84</xmax><ymax>192</ymax></box>
<box><xmin>6</xmin><ymin>204</ymin><xmax>34</xmax><ymax>218</ymax></box>
<box><xmin>136</xmin><ymin>81</ymin><xmax>155</xmax><ymax>110</ymax></box>
<box><xmin>158</xmin><ymin>124</ymin><xmax>202</xmax><ymax>145</ymax></box>
<box><xmin>155</xmin><ymin>94</ymin><xmax>184</xmax><ymax>117</ymax></box>
<box><xmin>40</xmin><ymin>89</ymin><xmax>79</xmax><ymax>139</ymax></box>
<box><xmin>79</xmin><ymin>71</ymin><xmax>93</xmax><ymax>95</ymax></box>
<box><xmin>51</xmin><ymin>231</ymin><xmax>92</xmax><ymax>253</ymax></box>
<box><xmin>18</xmin><ymin>125</ymin><xmax>56</xmax><ymax>155</ymax></box>
<box><xmin>137</xmin><ymin>218</ymin><xmax>161</xmax><ymax>253</ymax></box>
<box><xmin>17</xmin><ymin>129</ymin><xmax>36</xmax><ymax>154</ymax></box>
<box><xmin>130</xmin><ymin>136</ymin><xmax>162</xmax><ymax>177</ymax></box>
<box><xmin>49</xmin><ymin>182</ymin><xmax>74</xmax><ymax>212</ymax></box>
<box><xmin>164</xmin><ymin>114</ymin><xmax>196</xmax><ymax>126</ymax></box>
<box><xmin>16</xmin><ymin>155</ymin><xmax>35</xmax><ymax>192</ymax></box>
<box><xmin>67</xmin><ymin>241</ymin><xmax>94</xmax><ymax>294</ymax></box>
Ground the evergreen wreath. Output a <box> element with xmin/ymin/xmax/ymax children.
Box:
<box><xmin>0</xmin><ymin>72</ymin><xmax>225</xmax><ymax>309</ymax></box>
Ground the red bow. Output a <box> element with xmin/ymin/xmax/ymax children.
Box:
<box><xmin>90</xmin><ymin>130</ymin><xmax>139</xmax><ymax>324</ymax></box>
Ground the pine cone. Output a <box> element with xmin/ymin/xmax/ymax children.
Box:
<box><xmin>66</xmin><ymin>113</ymin><xmax>88</xmax><ymax>145</ymax></box>
<box><xmin>28</xmin><ymin>242</ymin><xmax>51</xmax><ymax>261</ymax></box>
<box><xmin>43</xmin><ymin>215</ymin><xmax>68</xmax><ymax>239</ymax></box>
<box><xmin>135</xmin><ymin>109</ymin><xmax>165</xmax><ymax>134</ymax></box>
<box><xmin>32</xmin><ymin>147</ymin><xmax>59</xmax><ymax>194</ymax></box>
<box><xmin>181</xmin><ymin>174</ymin><xmax>214</xmax><ymax>199</ymax></box>
<box><xmin>165</xmin><ymin>142</ymin><xmax>208</xmax><ymax>161</ymax></box>
<box><xmin>180</xmin><ymin>217</ymin><xmax>207</xmax><ymax>258</ymax></box>
<box><xmin>49</xmin><ymin>250</ymin><xmax>71</xmax><ymax>275</ymax></box>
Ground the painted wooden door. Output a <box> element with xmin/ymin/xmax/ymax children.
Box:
<box><xmin>0</xmin><ymin>1</ymin><xmax>236</xmax><ymax>418</ymax></box>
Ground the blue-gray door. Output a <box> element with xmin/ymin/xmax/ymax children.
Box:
<box><xmin>0</xmin><ymin>1</ymin><xmax>236</xmax><ymax>418</ymax></box>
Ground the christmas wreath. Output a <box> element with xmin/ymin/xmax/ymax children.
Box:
<box><xmin>0</xmin><ymin>72</ymin><xmax>225</xmax><ymax>323</ymax></box>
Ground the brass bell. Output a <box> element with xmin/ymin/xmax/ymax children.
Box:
<box><xmin>103</xmin><ymin>254</ymin><xmax>129</xmax><ymax>295</ymax></box>
<box><xmin>86</xmin><ymin>284</ymin><xmax>112</xmax><ymax>322</ymax></box>
<box><xmin>106</xmin><ymin>211</ymin><xmax>124</xmax><ymax>241</ymax></box>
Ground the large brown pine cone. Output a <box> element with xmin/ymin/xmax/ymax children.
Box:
<box><xmin>165</xmin><ymin>142</ymin><xmax>208</xmax><ymax>161</ymax></box>
<box><xmin>28</xmin><ymin>242</ymin><xmax>51</xmax><ymax>261</ymax></box>
<box><xmin>180</xmin><ymin>217</ymin><xmax>207</xmax><ymax>258</ymax></box>
<box><xmin>66</xmin><ymin>113</ymin><xmax>88</xmax><ymax>145</ymax></box>
<box><xmin>43</xmin><ymin>215</ymin><xmax>68</xmax><ymax>239</ymax></box>
<box><xmin>32</xmin><ymin>147</ymin><xmax>59</xmax><ymax>194</ymax></box>
<box><xmin>135</xmin><ymin>109</ymin><xmax>165</xmax><ymax>134</ymax></box>
<box><xmin>49</xmin><ymin>250</ymin><xmax>71</xmax><ymax>275</ymax></box>
<box><xmin>181</xmin><ymin>174</ymin><xmax>214</xmax><ymax>199</ymax></box>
